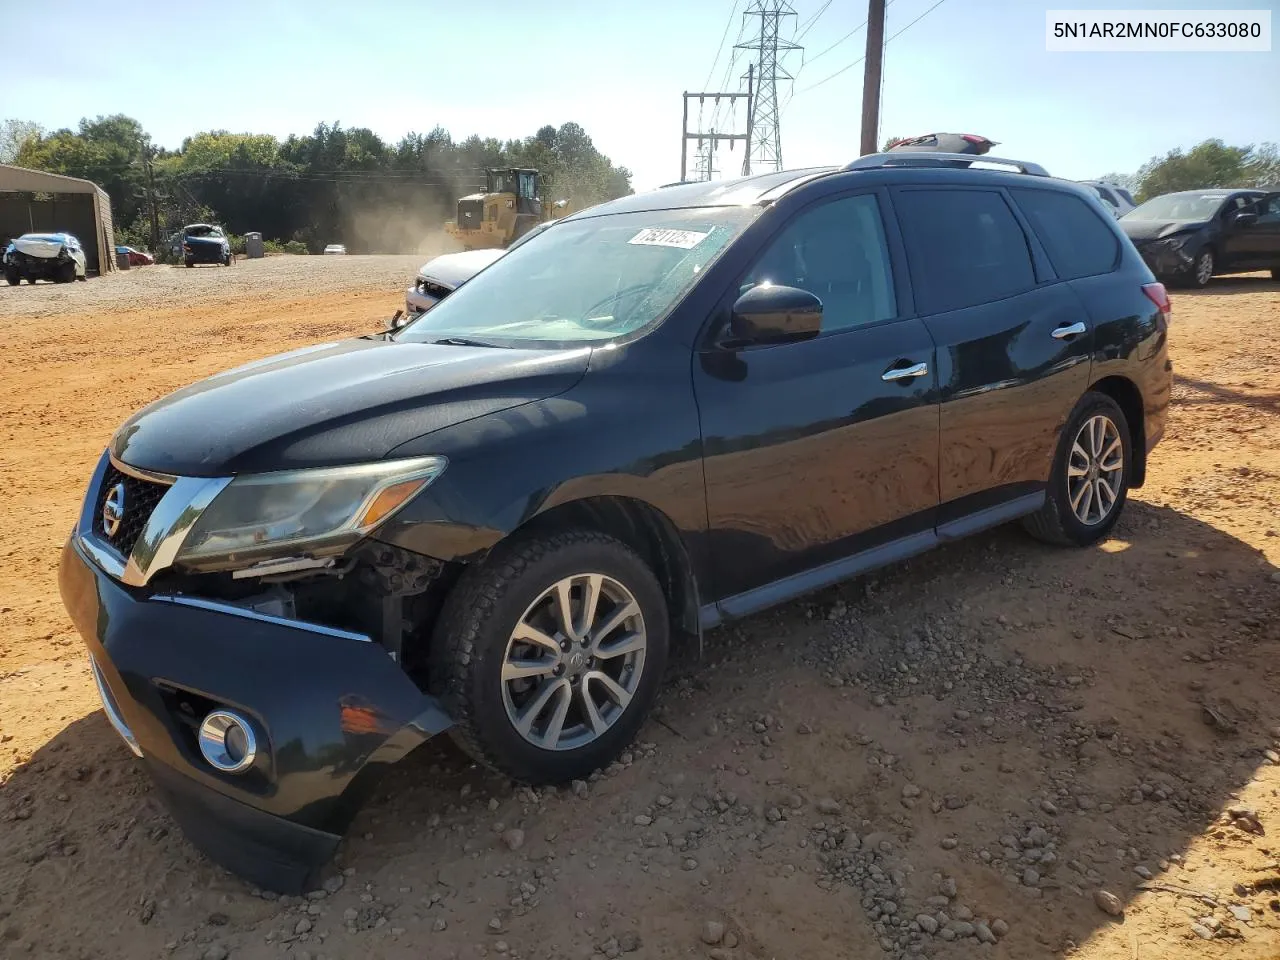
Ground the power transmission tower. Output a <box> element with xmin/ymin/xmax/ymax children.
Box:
<box><xmin>736</xmin><ymin>0</ymin><xmax>801</xmax><ymax>173</ymax></box>
<box><xmin>679</xmin><ymin>63</ymin><xmax>754</xmax><ymax>182</ymax></box>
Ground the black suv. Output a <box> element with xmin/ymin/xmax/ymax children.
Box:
<box><xmin>58</xmin><ymin>151</ymin><xmax>1172</xmax><ymax>893</ymax></box>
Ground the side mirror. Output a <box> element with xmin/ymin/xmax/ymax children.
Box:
<box><xmin>728</xmin><ymin>284</ymin><xmax>823</xmax><ymax>345</ymax></box>
<box><xmin>1233</xmin><ymin>210</ymin><xmax>1259</xmax><ymax>227</ymax></box>
<box><xmin>385</xmin><ymin>309</ymin><xmax>410</xmax><ymax>332</ymax></box>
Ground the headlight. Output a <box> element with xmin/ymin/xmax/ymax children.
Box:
<box><xmin>176</xmin><ymin>455</ymin><xmax>446</xmax><ymax>565</ymax></box>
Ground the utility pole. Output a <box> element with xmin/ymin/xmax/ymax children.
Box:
<box><xmin>737</xmin><ymin>1</ymin><xmax>801</xmax><ymax>173</ymax></box>
<box><xmin>859</xmin><ymin>0</ymin><xmax>887</xmax><ymax>156</ymax></box>
<box><xmin>142</xmin><ymin>144</ymin><xmax>160</xmax><ymax>252</ymax></box>
<box><xmin>679</xmin><ymin>72</ymin><xmax>753</xmax><ymax>182</ymax></box>
<box><xmin>741</xmin><ymin>63</ymin><xmax>755</xmax><ymax>176</ymax></box>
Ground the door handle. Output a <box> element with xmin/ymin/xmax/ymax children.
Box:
<box><xmin>1051</xmin><ymin>321</ymin><xmax>1087</xmax><ymax>339</ymax></box>
<box><xmin>881</xmin><ymin>361</ymin><xmax>929</xmax><ymax>382</ymax></box>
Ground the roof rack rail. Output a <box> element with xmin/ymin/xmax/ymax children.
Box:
<box><xmin>843</xmin><ymin>152</ymin><xmax>1050</xmax><ymax>178</ymax></box>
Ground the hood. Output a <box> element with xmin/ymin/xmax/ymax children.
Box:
<box><xmin>417</xmin><ymin>249</ymin><xmax>505</xmax><ymax>288</ymax></box>
<box><xmin>1120</xmin><ymin>219</ymin><xmax>1209</xmax><ymax>241</ymax></box>
<box><xmin>14</xmin><ymin>235</ymin><xmax>71</xmax><ymax>258</ymax></box>
<box><xmin>110</xmin><ymin>337</ymin><xmax>591</xmax><ymax>476</ymax></box>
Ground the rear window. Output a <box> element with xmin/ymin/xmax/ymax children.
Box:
<box><xmin>1012</xmin><ymin>188</ymin><xmax>1120</xmax><ymax>280</ymax></box>
<box><xmin>893</xmin><ymin>189</ymin><xmax>1035</xmax><ymax>314</ymax></box>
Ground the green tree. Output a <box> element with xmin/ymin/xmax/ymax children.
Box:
<box><xmin>1134</xmin><ymin>139</ymin><xmax>1280</xmax><ymax>201</ymax></box>
<box><xmin>0</xmin><ymin>119</ymin><xmax>42</xmax><ymax>164</ymax></box>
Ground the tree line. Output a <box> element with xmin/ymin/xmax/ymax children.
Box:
<box><xmin>0</xmin><ymin>116</ymin><xmax>634</xmax><ymax>254</ymax></box>
<box><xmin>879</xmin><ymin>135</ymin><xmax>1278</xmax><ymax>202</ymax></box>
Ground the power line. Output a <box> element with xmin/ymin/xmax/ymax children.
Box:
<box><xmin>801</xmin><ymin>0</ymin><xmax>896</xmax><ymax>67</ymax></box>
<box><xmin>795</xmin><ymin>0</ymin><xmax>834</xmax><ymax>41</ymax></box>
<box><xmin>789</xmin><ymin>0</ymin><xmax>951</xmax><ymax>98</ymax></box>
<box><xmin>703</xmin><ymin>0</ymin><xmax>742</xmax><ymax>91</ymax></box>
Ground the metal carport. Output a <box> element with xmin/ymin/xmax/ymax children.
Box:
<box><xmin>0</xmin><ymin>164</ymin><xmax>115</xmax><ymax>276</ymax></box>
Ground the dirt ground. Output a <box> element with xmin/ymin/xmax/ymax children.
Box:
<box><xmin>2</xmin><ymin>258</ymin><xmax>1279</xmax><ymax>960</ymax></box>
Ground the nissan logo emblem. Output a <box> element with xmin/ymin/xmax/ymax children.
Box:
<box><xmin>102</xmin><ymin>482</ymin><xmax>126</xmax><ymax>538</ymax></box>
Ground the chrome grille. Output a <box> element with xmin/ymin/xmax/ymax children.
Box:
<box><xmin>93</xmin><ymin>463</ymin><xmax>169</xmax><ymax>558</ymax></box>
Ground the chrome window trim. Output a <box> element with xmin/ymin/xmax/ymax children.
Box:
<box><xmin>151</xmin><ymin>594</ymin><xmax>372</xmax><ymax>642</ymax></box>
<box><xmin>76</xmin><ymin>448</ymin><xmax>232</xmax><ymax>587</ymax></box>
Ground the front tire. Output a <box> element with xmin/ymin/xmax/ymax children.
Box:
<box><xmin>4</xmin><ymin>268</ymin><xmax>17</xmax><ymax>286</ymax></box>
<box><xmin>55</xmin><ymin>261</ymin><xmax>76</xmax><ymax>283</ymax></box>
<box><xmin>432</xmin><ymin>530</ymin><xmax>669</xmax><ymax>784</ymax></box>
<box><xmin>1022</xmin><ymin>391</ymin><xmax>1132</xmax><ymax>547</ymax></box>
<box><xmin>1188</xmin><ymin>248</ymin><xmax>1214</xmax><ymax>288</ymax></box>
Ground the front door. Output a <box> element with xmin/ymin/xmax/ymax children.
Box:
<box><xmin>694</xmin><ymin>191</ymin><xmax>940</xmax><ymax>607</ymax></box>
<box><xmin>891</xmin><ymin>185</ymin><xmax>1097</xmax><ymax>527</ymax></box>
<box><xmin>1222</xmin><ymin>193</ymin><xmax>1280</xmax><ymax>270</ymax></box>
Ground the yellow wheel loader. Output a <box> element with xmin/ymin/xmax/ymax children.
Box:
<box><xmin>443</xmin><ymin>168</ymin><xmax>575</xmax><ymax>251</ymax></box>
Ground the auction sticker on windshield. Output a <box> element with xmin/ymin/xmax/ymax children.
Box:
<box><xmin>628</xmin><ymin>228</ymin><xmax>709</xmax><ymax>249</ymax></box>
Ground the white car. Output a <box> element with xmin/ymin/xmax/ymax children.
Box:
<box><xmin>1079</xmin><ymin>181</ymin><xmax>1138</xmax><ymax>218</ymax></box>
<box><xmin>403</xmin><ymin>219</ymin><xmax>557</xmax><ymax>317</ymax></box>
<box><xmin>3</xmin><ymin>232</ymin><xmax>88</xmax><ymax>284</ymax></box>
<box><xmin>323</xmin><ymin>244</ymin><xmax>347</xmax><ymax>255</ymax></box>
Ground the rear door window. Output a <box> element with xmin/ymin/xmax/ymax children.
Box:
<box><xmin>893</xmin><ymin>189</ymin><xmax>1035</xmax><ymax>314</ymax></box>
<box><xmin>1011</xmin><ymin>187</ymin><xmax>1120</xmax><ymax>280</ymax></box>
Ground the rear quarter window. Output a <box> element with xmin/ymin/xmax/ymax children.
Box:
<box><xmin>1011</xmin><ymin>188</ymin><xmax>1120</xmax><ymax>280</ymax></box>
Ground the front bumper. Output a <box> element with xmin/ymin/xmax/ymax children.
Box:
<box><xmin>405</xmin><ymin>284</ymin><xmax>441</xmax><ymax>316</ymax></box>
<box><xmin>58</xmin><ymin>535</ymin><xmax>453</xmax><ymax>893</ymax></box>
<box><xmin>184</xmin><ymin>244</ymin><xmax>226</xmax><ymax>263</ymax></box>
<box><xmin>1134</xmin><ymin>240</ymin><xmax>1194</xmax><ymax>279</ymax></box>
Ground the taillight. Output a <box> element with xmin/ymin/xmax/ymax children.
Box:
<box><xmin>962</xmin><ymin>134</ymin><xmax>988</xmax><ymax>144</ymax></box>
<box><xmin>1142</xmin><ymin>281</ymin><xmax>1170</xmax><ymax>322</ymax></box>
<box><xmin>182</xmin><ymin>243</ymin><xmax>191</xmax><ymax>251</ymax></box>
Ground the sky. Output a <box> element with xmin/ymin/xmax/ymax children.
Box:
<box><xmin>3</xmin><ymin>0</ymin><xmax>1278</xmax><ymax>193</ymax></box>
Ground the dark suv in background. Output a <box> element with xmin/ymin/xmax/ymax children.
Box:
<box><xmin>59</xmin><ymin>150</ymin><xmax>1172</xmax><ymax>893</ymax></box>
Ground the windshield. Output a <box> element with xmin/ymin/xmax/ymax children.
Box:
<box><xmin>185</xmin><ymin>225</ymin><xmax>223</xmax><ymax>238</ymax></box>
<box><xmin>394</xmin><ymin>207</ymin><xmax>759</xmax><ymax>347</ymax></box>
<box><xmin>1124</xmin><ymin>193</ymin><xmax>1228</xmax><ymax>222</ymax></box>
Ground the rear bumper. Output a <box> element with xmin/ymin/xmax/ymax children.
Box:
<box><xmin>58</xmin><ymin>535</ymin><xmax>453</xmax><ymax>893</ymax></box>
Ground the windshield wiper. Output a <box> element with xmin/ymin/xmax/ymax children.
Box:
<box><xmin>430</xmin><ymin>336</ymin><xmax>503</xmax><ymax>348</ymax></box>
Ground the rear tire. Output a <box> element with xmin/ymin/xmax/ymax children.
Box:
<box><xmin>185</xmin><ymin>259</ymin><xmax>194</xmax><ymax>268</ymax></box>
<box><xmin>1271</xmin><ymin>267</ymin><xmax>1279</xmax><ymax>282</ymax></box>
<box><xmin>4</xmin><ymin>268</ymin><xmax>18</xmax><ymax>286</ymax></box>
<box><xmin>431</xmin><ymin>530</ymin><xmax>669</xmax><ymax>784</ymax></box>
<box><xmin>1022</xmin><ymin>391</ymin><xmax>1132</xmax><ymax>547</ymax></box>
<box><xmin>55</xmin><ymin>261</ymin><xmax>76</xmax><ymax>283</ymax></box>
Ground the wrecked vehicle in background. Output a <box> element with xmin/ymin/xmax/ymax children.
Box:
<box><xmin>4</xmin><ymin>232</ymin><xmax>88</xmax><ymax>284</ymax></box>
<box><xmin>397</xmin><ymin>220</ymin><xmax>558</xmax><ymax>325</ymax></box>
<box><xmin>182</xmin><ymin>223</ymin><xmax>232</xmax><ymax>267</ymax></box>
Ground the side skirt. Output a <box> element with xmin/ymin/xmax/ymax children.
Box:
<box><xmin>699</xmin><ymin>492</ymin><xmax>1045</xmax><ymax>629</ymax></box>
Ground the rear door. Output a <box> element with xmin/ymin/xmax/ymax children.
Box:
<box><xmin>694</xmin><ymin>190</ymin><xmax>939</xmax><ymax>606</ymax></box>
<box><xmin>891</xmin><ymin>184</ymin><xmax>1096</xmax><ymax>531</ymax></box>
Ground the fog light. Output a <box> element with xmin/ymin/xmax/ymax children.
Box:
<box><xmin>197</xmin><ymin>710</ymin><xmax>258</xmax><ymax>774</ymax></box>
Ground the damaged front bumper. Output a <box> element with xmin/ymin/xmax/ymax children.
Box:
<box><xmin>58</xmin><ymin>534</ymin><xmax>453</xmax><ymax>893</ymax></box>
<box><xmin>1133</xmin><ymin>238</ymin><xmax>1195</xmax><ymax>280</ymax></box>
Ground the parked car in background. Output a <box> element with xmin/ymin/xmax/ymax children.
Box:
<box><xmin>323</xmin><ymin>244</ymin><xmax>347</xmax><ymax>255</ymax></box>
<box><xmin>4</xmin><ymin>232</ymin><xmax>87</xmax><ymax>284</ymax></box>
<box><xmin>1120</xmin><ymin>188</ymin><xmax>1280</xmax><ymax>287</ymax></box>
<box><xmin>1079</xmin><ymin>181</ymin><xmax>1137</xmax><ymax>218</ymax></box>
<box><xmin>182</xmin><ymin>224</ymin><xmax>232</xmax><ymax>267</ymax></box>
<box><xmin>116</xmin><ymin>245</ymin><xmax>154</xmax><ymax>266</ymax></box>
<box><xmin>402</xmin><ymin>220</ymin><xmax>558</xmax><ymax>319</ymax></box>
<box><xmin>60</xmin><ymin>150</ymin><xmax>1171</xmax><ymax>893</ymax></box>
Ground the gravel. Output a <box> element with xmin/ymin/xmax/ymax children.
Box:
<box><xmin>0</xmin><ymin>254</ymin><xmax>423</xmax><ymax>319</ymax></box>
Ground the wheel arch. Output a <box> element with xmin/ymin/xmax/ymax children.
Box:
<box><xmin>1088</xmin><ymin>375</ymin><xmax>1147</xmax><ymax>487</ymax></box>
<box><xmin>513</xmin><ymin>495</ymin><xmax>703</xmax><ymax>651</ymax></box>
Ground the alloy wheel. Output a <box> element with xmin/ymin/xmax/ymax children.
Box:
<box><xmin>501</xmin><ymin>573</ymin><xmax>647</xmax><ymax>752</ymax></box>
<box><xmin>1195</xmin><ymin>251</ymin><xmax>1214</xmax><ymax>286</ymax></box>
<box><xmin>1067</xmin><ymin>414</ymin><xmax>1124</xmax><ymax>526</ymax></box>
